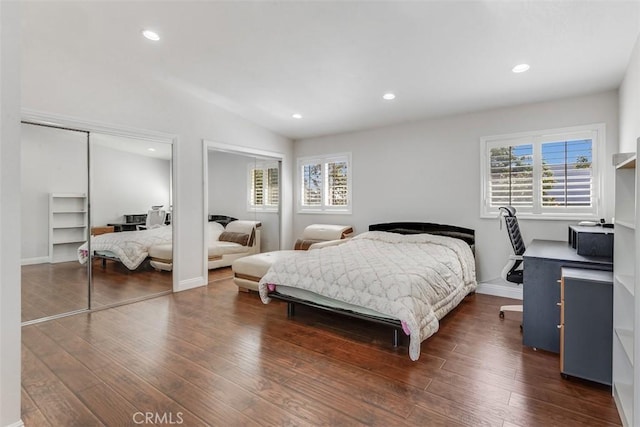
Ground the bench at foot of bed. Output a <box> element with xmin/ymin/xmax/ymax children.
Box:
<box><xmin>232</xmin><ymin>251</ymin><xmax>296</xmax><ymax>292</ymax></box>
<box><xmin>149</xmin><ymin>244</ymin><xmax>173</xmax><ymax>271</ymax></box>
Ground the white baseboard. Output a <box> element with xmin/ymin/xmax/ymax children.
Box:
<box><xmin>21</xmin><ymin>256</ymin><xmax>49</xmax><ymax>266</ymax></box>
<box><xmin>6</xmin><ymin>419</ymin><xmax>25</xmax><ymax>427</ymax></box>
<box><xmin>476</xmin><ymin>282</ymin><xmax>523</xmax><ymax>300</ymax></box>
<box><xmin>176</xmin><ymin>276</ymin><xmax>206</xmax><ymax>292</ymax></box>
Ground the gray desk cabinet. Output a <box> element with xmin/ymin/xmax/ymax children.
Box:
<box><xmin>523</xmin><ymin>240</ymin><xmax>612</xmax><ymax>354</ymax></box>
<box><xmin>560</xmin><ymin>268</ymin><xmax>613</xmax><ymax>385</ymax></box>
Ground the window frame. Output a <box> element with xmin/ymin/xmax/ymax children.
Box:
<box><xmin>480</xmin><ymin>123</ymin><xmax>605</xmax><ymax>220</ymax></box>
<box><xmin>297</xmin><ymin>152</ymin><xmax>352</xmax><ymax>214</ymax></box>
<box><xmin>247</xmin><ymin>161</ymin><xmax>280</xmax><ymax>213</ymax></box>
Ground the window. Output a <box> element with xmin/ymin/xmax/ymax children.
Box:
<box><xmin>298</xmin><ymin>153</ymin><xmax>351</xmax><ymax>213</ymax></box>
<box><xmin>480</xmin><ymin>124</ymin><xmax>604</xmax><ymax>219</ymax></box>
<box><xmin>248</xmin><ymin>162</ymin><xmax>279</xmax><ymax>211</ymax></box>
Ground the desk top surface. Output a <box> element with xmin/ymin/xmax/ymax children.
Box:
<box><xmin>524</xmin><ymin>239</ymin><xmax>613</xmax><ymax>265</ymax></box>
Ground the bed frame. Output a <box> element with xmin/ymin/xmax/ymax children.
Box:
<box><xmin>93</xmin><ymin>251</ymin><xmax>123</xmax><ymax>268</ymax></box>
<box><xmin>267</xmin><ymin>221</ymin><xmax>475</xmax><ymax>347</ymax></box>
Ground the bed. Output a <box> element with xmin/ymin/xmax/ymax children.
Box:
<box><xmin>78</xmin><ymin>215</ymin><xmax>260</xmax><ymax>271</ymax></box>
<box><xmin>77</xmin><ymin>225</ymin><xmax>172</xmax><ymax>270</ymax></box>
<box><xmin>258</xmin><ymin>222</ymin><xmax>476</xmax><ymax>361</ymax></box>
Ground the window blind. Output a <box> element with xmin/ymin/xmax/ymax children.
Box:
<box><xmin>541</xmin><ymin>139</ymin><xmax>592</xmax><ymax>207</ymax></box>
<box><xmin>267</xmin><ymin>167</ymin><xmax>279</xmax><ymax>206</ymax></box>
<box><xmin>249</xmin><ymin>165</ymin><xmax>279</xmax><ymax>208</ymax></box>
<box><xmin>482</xmin><ymin>124</ymin><xmax>601</xmax><ymax>218</ymax></box>
<box><xmin>298</xmin><ymin>153</ymin><xmax>351</xmax><ymax>212</ymax></box>
<box><xmin>251</xmin><ymin>169</ymin><xmax>264</xmax><ymax>206</ymax></box>
<box><xmin>327</xmin><ymin>161</ymin><xmax>348</xmax><ymax>206</ymax></box>
<box><xmin>489</xmin><ymin>145</ymin><xmax>534</xmax><ymax>208</ymax></box>
<box><xmin>302</xmin><ymin>164</ymin><xmax>322</xmax><ymax>206</ymax></box>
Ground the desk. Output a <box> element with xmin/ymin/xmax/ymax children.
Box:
<box><xmin>106</xmin><ymin>222</ymin><xmax>145</xmax><ymax>232</ymax></box>
<box><xmin>523</xmin><ymin>239</ymin><xmax>612</xmax><ymax>353</ymax></box>
<box><xmin>91</xmin><ymin>226</ymin><xmax>114</xmax><ymax>236</ymax></box>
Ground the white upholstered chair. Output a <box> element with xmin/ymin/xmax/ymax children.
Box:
<box><xmin>232</xmin><ymin>223</ymin><xmax>354</xmax><ymax>292</ymax></box>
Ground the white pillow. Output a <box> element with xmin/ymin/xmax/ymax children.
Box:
<box><xmin>225</xmin><ymin>220</ymin><xmax>257</xmax><ymax>235</ymax></box>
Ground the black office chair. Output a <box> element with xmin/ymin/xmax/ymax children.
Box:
<box><xmin>498</xmin><ymin>206</ymin><xmax>525</xmax><ymax>320</ymax></box>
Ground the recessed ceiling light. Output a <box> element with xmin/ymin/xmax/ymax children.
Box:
<box><xmin>148</xmin><ymin>148</ymin><xmax>156</xmax><ymax>152</ymax></box>
<box><xmin>382</xmin><ymin>93</ymin><xmax>396</xmax><ymax>100</ymax></box>
<box><xmin>512</xmin><ymin>63</ymin><xmax>530</xmax><ymax>73</ymax></box>
<box><xmin>292</xmin><ymin>113</ymin><xmax>302</xmax><ymax>119</ymax></box>
<box><xmin>142</xmin><ymin>30</ymin><xmax>160</xmax><ymax>41</ymax></box>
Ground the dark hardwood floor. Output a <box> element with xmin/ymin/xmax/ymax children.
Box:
<box><xmin>21</xmin><ymin>259</ymin><xmax>173</xmax><ymax>322</ymax></box>
<box><xmin>22</xmin><ymin>273</ymin><xmax>621</xmax><ymax>426</ymax></box>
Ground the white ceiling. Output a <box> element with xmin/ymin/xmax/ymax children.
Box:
<box><xmin>22</xmin><ymin>1</ymin><xmax>640</xmax><ymax>140</ymax></box>
<box><xmin>91</xmin><ymin>133</ymin><xmax>172</xmax><ymax>160</ymax></box>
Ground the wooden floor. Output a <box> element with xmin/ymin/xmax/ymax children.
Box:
<box><xmin>21</xmin><ymin>259</ymin><xmax>173</xmax><ymax>322</ymax></box>
<box><xmin>22</xmin><ymin>272</ymin><xmax>621</xmax><ymax>426</ymax></box>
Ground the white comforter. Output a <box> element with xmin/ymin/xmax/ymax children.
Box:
<box><xmin>77</xmin><ymin>226</ymin><xmax>172</xmax><ymax>270</ymax></box>
<box><xmin>259</xmin><ymin>231</ymin><xmax>476</xmax><ymax>361</ymax></box>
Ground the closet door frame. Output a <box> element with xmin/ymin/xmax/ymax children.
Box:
<box><xmin>21</xmin><ymin>109</ymin><xmax>179</xmax><ymax>321</ymax></box>
<box><xmin>202</xmin><ymin>139</ymin><xmax>285</xmax><ymax>282</ymax></box>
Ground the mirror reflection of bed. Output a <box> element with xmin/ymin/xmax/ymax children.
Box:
<box><xmin>206</xmin><ymin>148</ymin><xmax>281</xmax><ymax>284</ymax></box>
<box><xmin>89</xmin><ymin>134</ymin><xmax>174</xmax><ymax>308</ymax></box>
<box><xmin>20</xmin><ymin>122</ymin><xmax>174</xmax><ymax>323</ymax></box>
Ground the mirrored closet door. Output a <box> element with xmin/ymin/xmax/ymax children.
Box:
<box><xmin>88</xmin><ymin>133</ymin><xmax>174</xmax><ymax>308</ymax></box>
<box><xmin>21</xmin><ymin>121</ymin><xmax>175</xmax><ymax>324</ymax></box>
<box><xmin>21</xmin><ymin>123</ymin><xmax>90</xmax><ymax>322</ymax></box>
<box><xmin>206</xmin><ymin>147</ymin><xmax>282</xmax><ymax>283</ymax></box>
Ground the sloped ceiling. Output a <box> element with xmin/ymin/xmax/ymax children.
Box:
<box><xmin>21</xmin><ymin>1</ymin><xmax>640</xmax><ymax>139</ymax></box>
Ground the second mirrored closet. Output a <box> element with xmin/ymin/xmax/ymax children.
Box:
<box><xmin>21</xmin><ymin>121</ymin><xmax>174</xmax><ymax>324</ymax></box>
<box><xmin>206</xmin><ymin>146</ymin><xmax>282</xmax><ymax>283</ymax></box>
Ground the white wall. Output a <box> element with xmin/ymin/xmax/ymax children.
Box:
<box><xmin>0</xmin><ymin>2</ymin><xmax>22</xmax><ymax>425</ymax></box>
<box><xmin>208</xmin><ymin>150</ymin><xmax>280</xmax><ymax>252</ymax></box>
<box><xmin>91</xmin><ymin>143</ymin><xmax>171</xmax><ymax>227</ymax></box>
<box><xmin>619</xmin><ymin>33</ymin><xmax>640</xmax><ymax>153</ymax></box>
<box><xmin>21</xmin><ymin>18</ymin><xmax>294</xmax><ymax>291</ymax></box>
<box><xmin>21</xmin><ymin>123</ymin><xmax>88</xmax><ymax>261</ymax></box>
<box><xmin>20</xmin><ymin>128</ymin><xmax>172</xmax><ymax>262</ymax></box>
<box><xmin>208</xmin><ymin>151</ymin><xmax>248</xmax><ymax>217</ymax></box>
<box><xmin>294</xmin><ymin>90</ymin><xmax>619</xmax><ymax>294</ymax></box>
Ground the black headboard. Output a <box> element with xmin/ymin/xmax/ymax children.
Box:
<box><xmin>208</xmin><ymin>215</ymin><xmax>237</xmax><ymax>227</ymax></box>
<box><xmin>368</xmin><ymin>222</ymin><xmax>475</xmax><ymax>247</ymax></box>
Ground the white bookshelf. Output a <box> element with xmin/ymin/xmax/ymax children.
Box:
<box><xmin>49</xmin><ymin>193</ymin><xmax>87</xmax><ymax>263</ymax></box>
<box><xmin>613</xmin><ymin>147</ymin><xmax>637</xmax><ymax>427</ymax></box>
